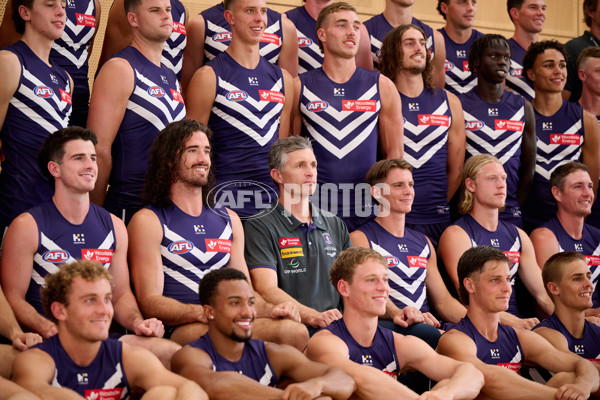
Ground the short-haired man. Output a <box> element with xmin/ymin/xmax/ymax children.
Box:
<box><xmin>533</xmin><ymin>251</ymin><xmax>600</xmax><ymax>387</ymax></box>
<box><xmin>12</xmin><ymin>260</ymin><xmax>207</xmax><ymax>399</ymax></box>
<box><xmin>128</xmin><ymin>120</ymin><xmax>307</xmax><ymax>348</ymax></box>
<box><xmin>245</xmin><ymin>136</ymin><xmax>351</xmax><ymax>330</ymax></box>
<box><xmin>364</xmin><ymin>0</ymin><xmax>446</xmax><ymax>88</ymax></box>
<box><xmin>292</xmin><ymin>2</ymin><xmax>403</xmax><ymax>231</ymax></box>
<box><xmin>285</xmin><ymin>0</ymin><xmax>372</xmax><ymax>74</ymax></box>
<box><xmin>564</xmin><ymin>0</ymin><xmax>600</xmax><ymax>103</ymax></box>
<box><xmin>181</xmin><ymin>1</ymin><xmax>298</xmax><ymax>91</ymax></box>
<box><xmin>436</xmin><ymin>0</ymin><xmax>483</xmax><ymax>96</ymax></box>
<box><xmin>88</xmin><ymin>0</ymin><xmax>186</xmax><ymax>224</ymax></box>
<box><xmin>305</xmin><ymin>247</ymin><xmax>484</xmax><ymax>399</ymax></box>
<box><xmin>0</xmin><ymin>0</ymin><xmax>72</xmax><ymax>234</ymax></box>
<box><xmin>530</xmin><ymin>162</ymin><xmax>600</xmax><ymax>317</ymax></box>
<box><xmin>505</xmin><ymin>0</ymin><xmax>546</xmax><ymax>101</ymax></box>
<box><xmin>460</xmin><ymin>34</ymin><xmax>536</xmax><ymax>227</ymax></box>
<box><xmin>379</xmin><ymin>24</ymin><xmax>465</xmax><ymax>246</ymax></box>
<box><xmin>172</xmin><ymin>268</ymin><xmax>355</xmax><ymax>400</ymax></box>
<box><xmin>186</xmin><ymin>0</ymin><xmax>292</xmax><ymax>219</ymax></box>
<box><xmin>1</xmin><ymin>127</ymin><xmax>178</xmax><ymax>366</ymax></box>
<box><xmin>439</xmin><ymin>155</ymin><xmax>554</xmax><ymax>330</ymax></box>
<box><xmin>437</xmin><ymin>246</ymin><xmax>599</xmax><ymax>400</ymax></box>
<box><xmin>520</xmin><ymin>40</ymin><xmax>600</xmax><ymax>233</ymax></box>
<box><xmin>350</xmin><ymin>159</ymin><xmax>467</xmax><ymax>348</ymax></box>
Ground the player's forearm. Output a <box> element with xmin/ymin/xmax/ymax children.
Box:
<box><xmin>11</xmin><ymin>300</ymin><xmax>55</xmax><ymax>338</ymax></box>
<box><xmin>480</xmin><ymin>364</ymin><xmax>555</xmax><ymax>400</ymax></box>
<box><xmin>173</xmin><ymin>380</ymin><xmax>207</xmax><ymax>400</ymax></box>
<box><xmin>112</xmin><ymin>291</ymin><xmax>146</xmax><ymax>331</ymax></box>
<box><xmin>251</xmin><ymin>291</ymin><xmax>275</xmax><ymax>318</ymax></box>
<box><xmin>258</xmin><ymin>285</ymin><xmax>314</xmax><ymax>325</ymax></box>
<box><xmin>574</xmin><ymin>359</ymin><xmax>599</xmax><ymax>394</ymax></box>
<box><xmin>432</xmin><ymin>363</ymin><xmax>483</xmax><ymax>400</ymax></box>
<box><xmin>28</xmin><ymin>385</ymin><xmax>84</xmax><ymax>400</ymax></box>
<box><xmin>318</xmin><ymin>367</ymin><xmax>356</xmax><ymax>399</ymax></box>
<box><xmin>139</xmin><ymin>295</ymin><xmax>204</xmax><ymax>326</ymax></box>
<box><xmin>351</xmin><ymin>366</ymin><xmax>419</xmax><ymax>400</ymax></box>
<box><xmin>189</xmin><ymin>371</ymin><xmax>283</xmax><ymax>400</ymax></box>
<box><xmin>433</xmin><ymin>297</ymin><xmax>466</xmax><ymax>325</ymax></box>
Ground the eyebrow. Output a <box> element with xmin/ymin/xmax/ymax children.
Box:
<box><xmin>226</xmin><ymin>295</ymin><xmax>255</xmax><ymax>300</ymax></box>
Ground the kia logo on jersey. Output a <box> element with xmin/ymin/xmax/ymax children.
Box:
<box><xmin>226</xmin><ymin>90</ymin><xmax>248</xmax><ymax>101</ymax></box>
<box><xmin>34</xmin><ymin>86</ymin><xmax>54</xmax><ymax>98</ymax></box>
<box><xmin>147</xmin><ymin>86</ymin><xmax>165</xmax><ymax>97</ymax></box>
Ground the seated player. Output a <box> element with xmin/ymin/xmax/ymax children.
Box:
<box><xmin>530</xmin><ymin>162</ymin><xmax>600</xmax><ymax>317</ymax></box>
<box><xmin>438</xmin><ymin>154</ymin><xmax>553</xmax><ymax>330</ymax></box>
<box><xmin>305</xmin><ymin>247</ymin><xmax>484</xmax><ymax>399</ymax></box>
<box><xmin>437</xmin><ymin>246</ymin><xmax>599</xmax><ymax>400</ymax></box>
<box><xmin>12</xmin><ymin>261</ymin><xmax>207</xmax><ymax>399</ymax></box>
<box><xmin>350</xmin><ymin>159</ymin><xmax>466</xmax><ymax>347</ymax></box>
<box><xmin>171</xmin><ymin>268</ymin><xmax>355</xmax><ymax>400</ymax></box>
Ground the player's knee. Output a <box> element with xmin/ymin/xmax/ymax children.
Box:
<box><xmin>140</xmin><ymin>385</ymin><xmax>177</xmax><ymax>400</ymax></box>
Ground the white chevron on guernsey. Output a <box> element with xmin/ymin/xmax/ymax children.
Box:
<box><xmin>506</xmin><ymin>60</ymin><xmax>535</xmax><ymax>98</ymax></box>
<box><xmin>510</xmin><ymin>346</ymin><xmax>522</xmax><ymax>363</ymax></box>
<box><xmin>404</xmin><ymin>101</ymin><xmax>449</xmax><ymax>135</ymax></box>
<box><xmin>466</xmin><ymin>138</ymin><xmax>521</xmax><ymax>165</ymax></box>
<box><xmin>259</xmin><ymin>365</ymin><xmax>274</xmax><ymax>386</ymax></box>
<box><xmin>403</xmin><ymin>129</ymin><xmax>448</xmax><ymax>169</ymax></box>
<box><xmin>464</xmin><ymin>107</ymin><xmax>525</xmax><ymax>140</ymax></box>
<box><xmin>16</xmin><ymin>69</ymin><xmax>72</xmax><ymax>119</ymax></box>
<box><xmin>213</xmin><ymin>107</ymin><xmax>280</xmax><ymax>146</ymax></box>
<box><xmin>296</xmin><ymin>28</ymin><xmax>323</xmax><ymax>74</ymax></box>
<box><xmin>217</xmin><ymin>77</ymin><xmax>283</xmax><ymax>112</ymax></box>
<box><xmin>305</xmin><ymin>117</ymin><xmax>377</xmax><ymax>159</ymax></box>
<box><xmin>445</xmin><ymin>74</ymin><xmax>477</xmax><ymax>94</ymax></box>
<box><xmin>301</xmin><ymin>83</ymin><xmax>379</xmax><ymax>122</ymax></box>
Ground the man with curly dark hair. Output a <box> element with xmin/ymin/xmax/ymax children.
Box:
<box><xmin>127</xmin><ymin>119</ymin><xmax>309</xmax><ymax>349</ymax></box>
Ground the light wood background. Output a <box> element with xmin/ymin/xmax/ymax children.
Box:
<box><xmin>0</xmin><ymin>0</ymin><xmax>588</xmax><ymax>87</ymax></box>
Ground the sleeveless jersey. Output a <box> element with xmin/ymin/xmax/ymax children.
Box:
<box><xmin>447</xmin><ymin>316</ymin><xmax>523</xmax><ymax>372</ymax></box>
<box><xmin>189</xmin><ymin>334</ymin><xmax>278</xmax><ymax>386</ymax></box>
<box><xmin>506</xmin><ymin>38</ymin><xmax>535</xmax><ymax>101</ymax></box>
<box><xmin>103</xmin><ymin>46</ymin><xmax>185</xmax><ymax>211</ymax></box>
<box><xmin>461</xmin><ymin>90</ymin><xmax>526</xmax><ymax>226</ymax></box>
<box><xmin>207</xmin><ymin>52</ymin><xmax>283</xmax><ymax>218</ymax></box>
<box><xmin>522</xmin><ymin>101</ymin><xmax>585</xmax><ymax>229</ymax></box>
<box><xmin>285</xmin><ymin>6</ymin><xmax>322</xmax><ymax>74</ymax></box>
<box><xmin>536</xmin><ymin>314</ymin><xmax>600</xmax><ymax>363</ymax></box>
<box><xmin>401</xmin><ymin>88</ymin><xmax>451</xmax><ymax>225</ymax></box>
<box><xmin>146</xmin><ymin>203</ymin><xmax>232</xmax><ymax>304</ymax></box>
<box><xmin>359</xmin><ymin>219</ymin><xmax>431</xmax><ymax>313</ymax></box>
<box><xmin>162</xmin><ymin>0</ymin><xmax>187</xmax><ymax>80</ymax></box>
<box><xmin>364</xmin><ymin>14</ymin><xmax>435</xmax><ymax>70</ymax></box>
<box><xmin>28</xmin><ymin>200</ymin><xmax>116</xmax><ymax>314</ymax></box>
<box><xmin>37</xmin><ymin>336</ymin><xmax>130</xmax><ymax>399</ymax></box>
<box><xmin>438</xmin><ymin>28</ymin><xmax>484</xmax><ymax>96</ymax></box>
<box><xmin>324</xmin><ymin>318</ymin><xmax>399</xmax><ymax>377</ymax></box>
<box><xmin>50</xmin><ymin>0</ymin><xmax>96</xmax><ymax>127</ymax></box>
<box><xmin>0</xmin><ymin>41</ymin><xmax>72</xmax><ymax>228</ymax></box>
<box><xmin>538</xmin><ymin>218</ymin><xmax>600</xmax><ymax>307</ymax></box>
<box><xmin>201</xmin><ymin>2</ymin><xmax>283</xmax><ymax>65</ymax></box>
<box><xmin>299</xmin><ymin>67</ymin><xmax>380</xmax><ymax>220</ymax></box>
<box><xmin>454</xmin><ymin>214</ymin><xmax>523</xmax><ymax>316</ymax></box>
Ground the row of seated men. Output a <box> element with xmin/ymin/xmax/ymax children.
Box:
<box><xmin>0</xmin><ymin>120</ymin><xmax>599</xmax><ymax>399</ymax></box>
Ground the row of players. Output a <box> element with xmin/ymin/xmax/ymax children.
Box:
<box><xmin>1</xmin><ymin>119</ymin><xmax>600</xmax><ymax>398</ymax></box>
<box><xmin>1</xmin><ymin>0</ymin><xmax>600</xmax><ymax>253</ymax></box>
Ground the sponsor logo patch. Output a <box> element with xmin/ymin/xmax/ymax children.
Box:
<box><xmin>298</xmin><ymin>37</ymin><xmax>312</xmax><ymax>47</ymax></box>
<box><xmin>60</xmin><ymin>89</ymin><xmax>72</xmax><ymax>104</ymax></box>
<box><xmin>342</xmin><ymin>99</ymin><xmax>377</xmax><ymax>112</ymax></box>
<box><xmin>171</xmin><ymin>89</ymin><xmax>184</xmax><ymax>103</ymax></box>
<box><xmin>418</xmin><ymin>114</ymin><xmax>450</xmax><ymax>127</ymax></box>
<box><xmin>260</xmin><ymin>32</ymin><xmax>280</xmax><ymax>45</ymax></box>
<box><xmin>226</xmin><ymin>90</ymin><xmax>248</xmax><ymax>101</ymax></box>
<box><xmin>550</xmin><ymin>134</ymin><xmax>582</xmax><ymax>145</ymax></box>
<box><xmin>462</xmin><ymin>61</ymin><xmax>470</xmax><ymax>71</ymax></box>
<box><xmin>42</xmin><ymin>250</ymin><xmax>70</xmax><ymax>263</ymax></box>
<box><xmin>279</xmin><ymin>238</ymin><xmax>301</xmax><ymax>247</ymax></box>
<box><xmin>385</xmin><ymin>256</ymin><xmax>399</xmax><ymax>267</ymax></box>
<box><xmin>259</xmin><ymin>90</ymin><xmax>284</xmax><ymax>103</ymax></box>
<box><xmin>498</xmin><ymin>363</ymin><xmax>522</xmax><ymax>373</ymax></box>
<box><xmin>510</xmin><ymin>68</ymin><xmax>522</xmax><ymax>77</ymax></box>
<box><xmin>204</xmin><ymin>238</ymin><xmax>232</xmax><ymax>253</ymax></box>
<box><xmin>307</xmin><ymin>100</ymin><xmax>328</xmax><ymax>112</ymax></box>
<box><xmin>503</xmin><ymin>251</ymin><xmax>521</xmax><ymax>263</ymax></box>
<box><xmin>34</xmin><ymin>86</ymin><xmax>54</xmax><ymax>98</ymax></box>
<box><xmin>407</xmin><ymin>256</ymin><xmax>428</xmax><ymax>268</ymax></box>
<box><xmin>444</xmin><ymin>60</ymin><xmax>455</xmax><ymax>71</ymax></box>
<box><xmin>281</xmin><ymin>247</ymin><xmax>304</xmax><ymax>259</ymax></box>
<box><xmin>584</xmin><ymin>255</ymin><xmax>600</xmax><ymax>265</ymax></box>
<box><xmin>494</xmin><ymin>119</ymin><xmax>523</xmax><ymax>131</ymax></box>
<box><xmin>81</xmin><ymin>249</ymin><xmax>114</xmax><ymax>264</ymax></box>
<box><xmin>76</xmin><ymin>13</ymin><xmax>95</xmax><ymax>27</ymax></box>
<box><xmin>84</xmin><ymin>388</ymin><xmax>123</xmax><ymax>400</ymax></box>
<box><xmin>147</xmin><ymin>86</ymin><xmax>165</xmax><ymax>97</ymax></box>
<box><xmin>168</xmin><ymin>240</ymin><xmax>194</xmax><ymax>254</ymax></box>
<box><xmin>173</xmin><ymin>21</ymin><xmax>186</xmax><ymax>35</ymax></box>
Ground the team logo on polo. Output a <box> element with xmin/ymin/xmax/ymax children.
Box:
<box><xmin>465</xmin><ymin>120</ymin><xmax>484</xmax><ymax>130</ymax></box>
<box><xmin>42</xmin><ymin>250</ymin><xmax>70</xmax><ymax>263</ymax></box>
<box><xmin>34</xmin><ymin>86</ymin><xmax>54</xmax><ymax>98</ymax></box>
<box><xmin>226</xmin><ymin>90</ymin><xmax>248</xmax><ymax>101</ymax></box>
<box><xmin>213</xmin><ymin>32</ymin><xmax>232</xmax><ymax>42</ymax></box>
<box><xmin>298</xmin><ymin>37</ymin><xmax>312</xmax><ymax>47</ymax></box>
<box><xmin>168</xmin><ymin>240</ymin><xmax>194</xmax><ymax>254</ymax></box>
<box><xmin>307</xmin><ymin>100</ymin><xmax>329</xmax><ymax>112</ymax></box>
<box><xmin>147</xmin><ymin>86</ymin><xmax>165</xmax><ymax>97</ymax></box>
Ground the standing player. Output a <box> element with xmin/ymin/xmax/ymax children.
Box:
<box><xmin>87</xmin><ymin>0</ymin><xmax>186</xmax><ymax>224</ymax></box>
<box><xmin>505</xmin><ymin>0</ymin><xmax>546</xmax><ymax>101</ymax></box>
<box><xmin>520</xmin><ymin>40</ymin><xmax>600</xmax><ymax>233</ymax></box>
<box><xmin>285</xmin><ymin>0</ymin><xmax>372</xmax><ymax>74</ymax></box>
<box><xmin>0</xmin><ymin>0</ymin><xmax>72</xmax><ymax>234</ymax></box>
<box><xmin>364</xmin><ymin>0</ymin><xmax>446</xmax><ymax>88</ymax></box>
<box><xmin>379</xmin><ymin>24</ymin><xmax>465</xmax><ymax>246</ymax></box>
<box><xmin>460</xmin><ymin>34</ymin><xmax>536</xmax><ymax>227</ymax></box>
<box><xmin>181</xmin><ymin>1</ymin><xmax>298</xmax><ymax>91</ymax></box>
<box><xmin>293</xmin><ymin>2</ymin><xmax>403</xmax><ymax>230</ymax></box>
<box><xmin>437</xmin><ymin>0</ymin><xmax>483</xmax><ymax>96</ymax></box>
<box><xmin>186</xmin><ymin>0</ymin><xmax>292</xmax><ymax>219</ymax></box>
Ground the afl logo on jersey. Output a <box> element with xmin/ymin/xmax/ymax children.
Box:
<box><xmin>168</xmin><ymin>240</ymin><xmax>194</xmax><ymax>254</ymax></box>
<box><xmin>147</xmin><ymin>86</ymin><xmax>165</xmax><ymax>97</ymax></box>
<box><xmin>213</xmin><ymin>32</ymin><xmax>232</xmax><ymax>42</ymax></box>
<box><xmin>465</xmin><ymin>120</ymin><xmax>484</xmax><ymax>130</ymax></box>
<box><xmin>510</xmin><ymin>68</ymin><xmax>523</xmax><ymax>77</ymax></box>
<box><xmin>298</xmin><ymin>37</ymin><xmax>312</xmax><ymax>47</ymax></box>
<box><xmin>34</xmin><ymin>86</ymin><xmax>54</xmax><ymax>98</ymax></box>
<box><xmin>444</xmin><ymin>60</ymin><xmax>455</xmax><ymax>71</ymax></box>
<box><xmin>385</xmin><ymin>256</ymin><xmax>399</xmax><ymax>267</ymax></box>
<box><xmin>226</xmin><ymin>90</ymin><xmax>248</xmax><ymax>101</ymax></box>
<box><xmin>42</xmin><ymin>250</ymin><xmax>70</xmax><ymax>263</ymax></box>
<box><xmin>307</xmin><ymin>100</ymin><xmax>329</xmax><ymax>112</ymax></box>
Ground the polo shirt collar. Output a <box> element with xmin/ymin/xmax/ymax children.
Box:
<box><xmin>274</xmin><ymin>201</ymin><xmax>327</xmax><ymax>231</ymax></box>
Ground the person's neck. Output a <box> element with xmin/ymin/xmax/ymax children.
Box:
<box><xmin>207</xmin><ymin>328</ymin><xmax>246</xmax><ymax>362</ymax></box>
<box><xmin>590</xmin><ymin>24</ymin><xmax>600</xmax><ymax>40</ymax></box>
<box><xmin>304</xmin><ymin>0</ymin><xmax>332</xmax><ymax>20</ymax></box>
<box><xmin>466</xmin><ymin>305</ymin><xmax>500</xmax><ymax>342</ymax></box>
<box><xmin>20</xmin><ymin>32</ymin><xmax>54</xmax><ymax>66</ymax></box>
<box><xmin>341</xmin><ymin>307</ymin><xmax>379</xmax><ymax>347</ymax></box>
<box><xmin>170</xmin><ymin>183</ymin><xmax>204</xmax><ymax>216</ymax></box>
<box><xmin>443</xmin><ymin>23</ymin><xmax>472</xmax><ymax>44</ymax></box>
<box><xmin>395</xmin><ymin>71</ymin><xmax>424</xmax><ymax>98</ymax></box>
<box><xmin>475</xmin><ymin>79</ymin><xmax>505</xmax><ymax>104</ymax></box>
<box><xmin>131</xmin><ymin>35</ymin><xmax>166</xmax><ymax>66</ymax></box>
<box><xmin>279</xmin><ymin>193</ymin><xmax>312</xmax><ymax>224</ymax></box>
<box><xmin>556</xmin><ymin>209</ymin><xmax>585</xmax><ymax>240</ymax></box>
<box><xmin>375</xmin><ymin>212</ymin><xmax>406</xmax><ymax>237</ymax></box>
<box><xmin>532</xmin><ymin>92</ymin><xmax>563</xmax><ymax>116</ymax></box>
<box><xmin>226</xmin><ymin>38</ymin><xmax>261</xmax><ymax>69</ymax></box>
<box><xmin>511</xmin><ymin>29</ymin><xmax>538</xmax><ymax>51</ymax></box>
<box><xmin>383</xmin><ymin>0</ymin><xmax>412</xmax><ymax>27</ymax></box>
<box><xmin>469</xmin><ymin>206</ymin><xmax>499</xmax><ymax>232</ymax></box>
<box><xmin>57</xmin><ymin>329</ymin><xmax>102</xmax><ymax>367</ymax></box>
<box><xmin>579</xmin><ymin>89</ymin><xmax>600</xmax><ymax>117</ymax></box>
<box><xmin>322</xmin><ymin>56</ymin><xmax>356</xmax><ymax>84</ymax></box>
<box><xmin>52</xmin><ymin>190</ymin><xmax>90</xmax><ymax>225</ymax></box>
<box><xmin>554</xmin><ymin>303</ymin><xmax>586</xmax><ymax>339</ymax></box>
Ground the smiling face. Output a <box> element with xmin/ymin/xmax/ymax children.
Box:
<box><xmin>549</xmin><ymin>259</ymin><xmax>594</xmax><ymax>311</ymax></box>
<box><xmin>225</xmin><ymin>0</ymin><xmax>267</xmax><ymax>45</ymax></box>
<box><xmin>443</xmin><ymin>0</ymin><xmax>477</xmax><ymax>30</ymax></box>
<box><xmin>553</xmin><ymin>169</ymin><xmax>594</xmax><ymax>218</ymax></box>
<box><xmin>20</xmin><ymin>0</ymin><xmax>66</xmax><ymax>40</ymax></box>
<box><xmin>476</xmin><ymin>39</ymin><xmax>511</xmax><ymax>84</ymax></box>
<box><xmin>339</xmin><ymin>258</ymin><xmax>389</xmax><ymax>317</ymax></box>
<box><xmin>527</xmin><ymin>48</ymin><xmax>567</xmax><ymax>93</ymax></box>
<box><xmin>374</xmin><ymin>167</ymin><xmax>414</xmax><ymax>215</ymax></box>
<box><xmin>207</xmin><ymin>279</ymin><xmax>256</xmax><ymax>343</ymax></box>
<box><xmin>50</xmin><ymin>139</ymin><xmax>97</xmax><ymax>194</ymax></box>
<box><xmin>317</xmin><ymin>9</ymin><xmax>361</xmax><ymax>59</ymax></box>
<box><xmin>174</xmin><ymin>130</ymin><xmax>211</xmax><ymax>188</ymax></box>
<box><xmin>512</xmin><ymin>0</ymin><xmax>546</xmax><ymax>34</ymax></box>
<box><xmin>399</xmin><ymin>27</ymin><xmax>427</xmax><ymax>74</ymax></box>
